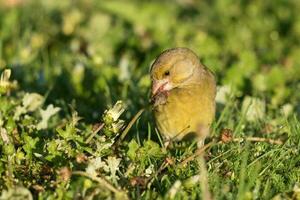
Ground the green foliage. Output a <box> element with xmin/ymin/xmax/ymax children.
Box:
<box><xmin>0</xmin><ymin>0</ymin><xmax>300</xmax><ymax>199</ymax></box>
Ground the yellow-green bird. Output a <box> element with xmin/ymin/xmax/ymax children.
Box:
<box><xmin>150</xmin><ymin>47</ymin><xmax>216</xmax><ymax>147</ymax></box>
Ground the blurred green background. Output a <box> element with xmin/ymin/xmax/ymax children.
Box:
<box><xmin>1</xmin><ymin>0</ymin><xmax>299</xmax><ymax>120</ymax></box>
<box><xmin>1</xmin><ymin>0</ymin><xmax>300</xmax><ymax>199</ymax></box>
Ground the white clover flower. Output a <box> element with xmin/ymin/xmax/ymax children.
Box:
<box><xmin>242</xmin><ymin>96</ymin><xmax>266</xmax><ymax>122</ymax></box>
<box><xmin>216</xmin><ymin>85</ymin><xmax>232</xmax><ymax>104</ymax></box>
<box><xmin>105</xmin><ymin>101</ymin><xmax>125</xmax><ymax>122</ymax></box>
<box><xmin>22</xmin><ymin>93</ymin><xmax>44</xmax><ymax>112</ymax></box>
<box><xmin>13</xmin><ymin>106</ymin><xmax>27</xmax><ymax>120</ymax></box>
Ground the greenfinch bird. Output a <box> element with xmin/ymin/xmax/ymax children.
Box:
<box><xmin>150</xmin><ymin>48</ymin><xmax>216</xmax><ymax>147</ymax></box>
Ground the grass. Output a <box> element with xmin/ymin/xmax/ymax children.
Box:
<box><xmin>0</xmin><ymin>0</ymin><xmax>300</xmax><ymax>199</ymax></box>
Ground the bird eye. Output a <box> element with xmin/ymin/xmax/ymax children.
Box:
<box><xmin>164</xmin><ymin>71</ymin><xmax>170</xmax><ymax>76</ymax></box>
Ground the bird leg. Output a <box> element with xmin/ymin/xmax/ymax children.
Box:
<box><xmin>196</xmin><ymin>124</ymin><xmax>210</xmax><ymax>148</ymax></box>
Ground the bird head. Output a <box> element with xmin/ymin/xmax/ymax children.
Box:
<box><xmin>150</xmin><ymin>47</ymin><xmax>201</xmax><ymax>98</ymax></box>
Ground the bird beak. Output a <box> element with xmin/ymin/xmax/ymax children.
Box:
<box><xmin>151</xmin><ymin>79</ymin><xmax>171</xmax><ymax>97</ymax></box>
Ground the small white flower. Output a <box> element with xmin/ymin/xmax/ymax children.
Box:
<box><xmin>105</xmin><ymin>101</ymin><xmax>125</xmax><ymax>122</ymax></box>
<box><xmin>13</xmin><ymin>93</ymin><xmax>44</xmax><ymax>120</ymax></box>
<box><xmin>145</xmin><ymin>164</ymin><xmax>154</xmax><ymax>177</ymax></box>
<box><xmin>13</xmin><ymin>106</ymin><xmax>27</xmax><ymax>120</ymax></box>
<box><xmin>242</xmin><ymin>96</ymin><xmax>266</xmax><ymax>122</ymax></box>
<box><xmin>216</xmin><ymin>85</ymin><xmax>232</xmax><ymax>104</ymax></box>
<box><xmin>22</xmin><ymin>93</ymin><xmax>44</xmax><ymax>112</ymax></box>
